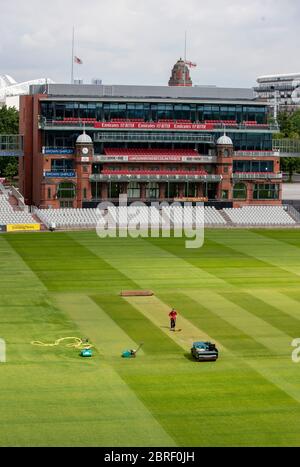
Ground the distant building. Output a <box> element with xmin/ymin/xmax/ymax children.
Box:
<box><xmin>254</xmin><ymin>73</ymin><xmax>300</xmax><ymax>114</ymax></box>
<box><xmin>0</xmin><ymin>74</ymin><xmax>54</xmax><ymax>109</ymax></box>
<box><xmin>169</xmin><ymin>59</ymin><xmax>192</xmax><ymax>87</ymax></box>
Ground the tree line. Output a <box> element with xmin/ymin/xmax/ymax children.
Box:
<box><xmin>0</xmin><ymin>106</ymin><xmax>19</xmax><ymax>181</ymax></box>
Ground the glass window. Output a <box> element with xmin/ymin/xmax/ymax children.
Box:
<box><xmin>51</xmin><ymin>159</ymin><xmax>74</xmax><ymax>171</ymax></box>
<box><xmin>127</xmin><ymin>182</ymin><xmax>140</xmax><ymax>198</ymax></box>
<box><xmin>221</xmin><ymin>190</ymin><xmax>228</xmax><ymax>199</ymax></box>
<box><xmin>233</xmin><ymin>183</ymin><xmax>247</xmax><ymax>199</ymax></box>
<box><xmin>146</xmin><ymin>182</ymin><xmax>159</xmax><ymax>199</ymax></box>
<box><xmin>253</xmin><ymin>184</ymin><xmax>279</xmax><ymax>200</ymax></box>
<box><xmin>60</xmin><ymin>200</ymin><xmax>74</xmax><ymax>208</ymax></box>
<box><xmin>57</xmin><ymin>182</ymin><xmax>76</xmax><ymax>199</ymax></box>
<box><xmin>233</xmin><ymin>160</ymin><xmax>274</xmax><ymax>173</ymax></box>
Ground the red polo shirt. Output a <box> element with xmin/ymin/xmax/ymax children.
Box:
<box><xmin>169</xmin><ymin>310</ymin><xmax>177</xmax><ymax>320</ymax></box>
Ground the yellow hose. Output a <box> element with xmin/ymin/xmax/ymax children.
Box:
<box><xmin>31</xmin><ymin>337</ymin><xmax>93</xmax><ymax>350</ymax></box>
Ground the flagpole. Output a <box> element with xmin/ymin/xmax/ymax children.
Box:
<box><xmin>71</xmin><ymin>26</ymin><xmax>75</xmax><ymax>84</ymax></box>
<box><xmin>184</xmin><ymin>31</ymin><xmax>187</xmax><ymax>87</ymax></box>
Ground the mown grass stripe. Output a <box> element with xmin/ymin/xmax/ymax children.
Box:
<box><xmin>208</xmin><ymin>229</ymin><xmax>300</xmax><ymax>279</ymax></box>
<box><xmin>250</xmin><ymin>289</ymin><xmax>300</xmax><ymax>323</ymax></box>
<box><xmin>69</xmin><ymin>232</ymin><xmax>228</xmax><ymax>292</ymax></box>
<box><xmin>222</xmin><ymin>291</ymin><xmax>300</xmax><ymax>338</ymax></box>
<box><xmin>146</xmin><ymin>233</ymin><xmax>300</xmax><ymax>289</ymax></box>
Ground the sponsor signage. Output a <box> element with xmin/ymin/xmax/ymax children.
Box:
<box><xmin>94</xmin><ymin>122</ymin><xmax>213</xmax><ymax>131</ymax></box>
<box><xmin>42</xmin><ymin>148</ymin><xmax>74</xmax><ymax>155</ymax></box>
<box><xmin>0</xmin><ymin>150</ymin><xmax>23</xmax><ymax>157</ymax></box>
<box><xmin>6</xmin><ymin>224</ymin><xmax>40</xmax><ymax>232</ymax></box>
<box><xmin>95</xmin><ymin>155</ymin><xmax>210</xmax><ymax>163</ymax></box>
<box><xmin>0</xmin><ymin>225</ymin><xmax>6</xmax><ymax>232</ymax></box>
<box><xmin>44</xmin><ymin>171</ymin><xmax>76</xmax><ymax>178</ymax></box>
<box><xmin>95</xmin><ymin>156</ymin><xmax>129</xmax><ymax>162</ymax></box>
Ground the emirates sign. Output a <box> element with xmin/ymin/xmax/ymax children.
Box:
<box><xmin>94</xmin><ymin>122</ymin><xmax>213</xmax><ymax>131</ymax></box>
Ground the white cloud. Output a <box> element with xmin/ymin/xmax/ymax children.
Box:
<box><xmin>0</xmin><ymin>0</ymin><xmax>299</xmax><ymax>87</ymax></box>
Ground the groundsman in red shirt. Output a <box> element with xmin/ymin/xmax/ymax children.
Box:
<box><xmin>169</xmin><ymin>308</ymin><xmax>178</xmax><ymax>331</ymax></box>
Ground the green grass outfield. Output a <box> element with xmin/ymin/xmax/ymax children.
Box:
<box><xmin>1</xmin><ymin>229</ymin><xmax>300</xmax><ymax>446</ymax></box>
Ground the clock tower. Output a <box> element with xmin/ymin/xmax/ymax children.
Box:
<box><xmin>216</xmin><ymin>133</ymin><xmax>234</xmax><ymax>201</ymax></box>
<box><xmin>75</xmin><ymin>130</ymin><xmax>93</xmax><ymax>208</ymax></box>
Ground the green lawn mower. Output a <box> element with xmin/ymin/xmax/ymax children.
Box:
<box><xmin>122</xmin><ymin>342</ymin><xmax>144</xmax><ymax>358</ymax></box>
<box><xmin>80</xmin><ymin>348</ymin><xmax>93</xmax><ymax>358</ymax></box>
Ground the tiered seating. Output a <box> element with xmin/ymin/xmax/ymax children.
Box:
<box><xmin>158</xmin><ymin>119</ymin><xmax>192</xmax><ymax>124</ymax></box>
<box><xmin>54</xmin><ymin>118</ymin><xmax>97</xmax><ymax>125</ymax></box>
<box><xmin>204</xmin><ymin>120</ymin><xmax>238</xmax><ymax>127</ymax></box>
<box><xmin>35</xmin><ymin>208</ymin><xmax>101</xmax><ymax>229</ymax></box>
<box><xmin>204</xmin><ymin>207</ymin><xmax>227</xmax><ymax>225</ymax></box>
<box><xmin>223</xmin><ymin>206</ymin><xmax>296</xmax><ymax>225</ymax></box>
<box><xmin>104</xmin><ymin>148</ymin><xmax>199</xmax><ymax>158</ymax></box>
<box><xmin>242</xmin><ymin>121</ymin><xmax>269</xmax><ymax>128</ymax></box>
<box><xmin>109</xmin><ymin>205</ymin><xmax>204</xmax><ymax>228</ymax></box>
<box><xmin>243</xmin><ymin>120</ymin><xmax>257</xmax><ymax>126</ymax></box>
<box><xmin>110</xmin><ymin>118</ymin><xmax>144</xmax><ymax>122</ymax></box>
<box><xmin>0</xmin><ymin>193</ymin><xmax>37</xmax><ymax>225</ymax></box>
<box><xmin>33</xmin><ymin>205</ymin><xmax>298</xmax><ymax>230</ymax></box>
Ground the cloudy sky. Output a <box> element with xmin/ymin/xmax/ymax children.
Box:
<box><xmin>1</xmin><ymin>0</ymin><xmax>299</xmax><ymax>88</ymax></box>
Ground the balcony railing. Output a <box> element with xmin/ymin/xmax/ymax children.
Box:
<box><xmin>234</xmin><ymin>150</ymin><xmax>280</xmax><ymax>158</ymax></box>
<box><xmin>254</xmin><ymin>84</ymin><xmax>295</xmax><ymax>93</ymax></box>
<box><xmin>93</xmin><ymin>132</ymin><xmax>214</xmax><ymax>143</ymax></box>
<box><xmin>38</xmin><ymin>117</ymin><xmax>279</xmax><ymax>133</ymax></box>
<box><xmin>90</xmin><ymin>174</ymin><xmax>222</xmax><ymax>182</ymax></box>
<box><xmin>101</xmin><ymin>170</ymin><xmax>209</xmax><ymax>176</ymax></box>
<box><xmin>272</xmin><ymin>139</ymin><xmax>300</xmax><ymax>157</ymax></box>
<box><xmin>232</xmin><ymin>172</ymin><xmax>282</xmax><ymax>180</ymax></box>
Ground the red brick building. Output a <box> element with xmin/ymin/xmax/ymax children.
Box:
<box><xmin>19</xmin><ymin>83</ymin><xmax>282</xmax><ymax>209</ymax></box>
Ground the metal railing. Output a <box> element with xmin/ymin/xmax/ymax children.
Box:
<box><xmin>90</xmin><ymin>174</ymin><xmax>222</xmax><ymax>182</ymax></box>
<box><xmin>284</xmin><ymin>204</ymin><xmax>300</xmax><ymax>223</ymax></box>
<box><xmin>232</xmin><ymin>172</ymin><xmax>282</xmax><ymax>180</ymax></box>
<box><xmin>93</xmin><ymin>132</ymin><xmax>214</xmax><ymax>144</ymax></box>
<box><xmin>234</xmin><ymin>150</ymin><xmax>279</xmax><ymax>158</ymax></box>
<box><xmin>272</xmin><ymin>139</ymin><xmax>300</xmax><ymax>157</ymax></box>
<box><xmin>39</xmin><ymin>118</ymin><xmax>279</xmax><ymax>133</ymax></box>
